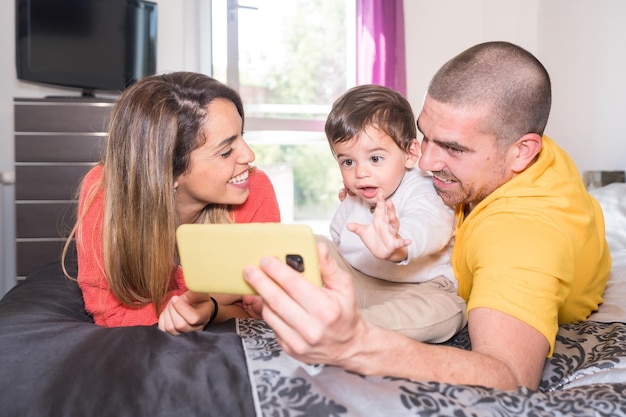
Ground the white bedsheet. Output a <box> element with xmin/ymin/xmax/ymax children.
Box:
<box><xmin>589</xmin><ymin>182</ymin><xmax>626</xmax><ymax>253</ymax></box>
<box><xmin>588</xmin><ymin>182</ymin><xmax>626</xmax><ymax>323</ymax></box>
<box><xmin>588</xmin><ymin>249</ymin><xmax>626</xmax><ymax>322</ymax></box>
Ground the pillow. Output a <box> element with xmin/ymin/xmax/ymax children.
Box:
<box><xmin>589</xmin><ymin>182</ymin><xmax>626</xmax><ymax>253</ymax></box>
<box><xmin>588</xmin><ymin>249</ymin><xmax>626</xmax><ymax>322</ymax></box>
<box><xmin>587</xmin><ymin>182</ymin><xmax>626</xmax><ymax>323</ymax></box>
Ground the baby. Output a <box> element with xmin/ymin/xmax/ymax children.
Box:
<box><xmin>323</xmin><ymin>84</ymin><xmax>466</xmax><ymax>342</ymax></box>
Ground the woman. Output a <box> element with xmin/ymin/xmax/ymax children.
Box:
<box><xmin>63</xmin><ymin>72</ymin><xmax>280</xmax><ymax>334</ymax></box>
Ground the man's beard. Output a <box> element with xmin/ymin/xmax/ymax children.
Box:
<box><xmin>431</xmin><ymin>170</ymin><xmax>463</xmax><ymax>208</ymax></box>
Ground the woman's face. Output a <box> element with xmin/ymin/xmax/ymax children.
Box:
<box><xmin>174</xmin><ymin>98</ymin><xmax>255</xmax><ymax>221</ymax></box>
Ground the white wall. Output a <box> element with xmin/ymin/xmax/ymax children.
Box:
<box><xmin>541</xmin><ymin>1</ymin><xmax>626</xmax><ymax>173</ymax></box>
<box><xmin>404</xmin><ymin>0</ymin><xmax>626</xmax><ymax>174</ymax></box>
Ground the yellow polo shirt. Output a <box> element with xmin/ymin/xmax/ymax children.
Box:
<box><xmin>452</xmin><ymin>136</ymin><xmax>611</xmax><ymax>355</ymax></box>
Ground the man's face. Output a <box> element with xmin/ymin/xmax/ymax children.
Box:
<box><xmin>416</xmin><ymin>95</ymin><xmax>516</xmax><ymax>209</ymax></box>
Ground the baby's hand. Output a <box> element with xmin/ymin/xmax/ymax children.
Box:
<box><xmin>346</xmin><ymin>191</ymin><xmax>411</xmax><ymax>262</ymax></box>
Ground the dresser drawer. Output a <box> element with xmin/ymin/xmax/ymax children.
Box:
<box><xmin>15</xmin><ymin>101</ymin><xmax>114</xmax><ymax>133</ymax></box>
<box><xmin>16</xmin><ymin>240</ymin><xmax>76</xmax><ymax>278</ymax></box>
<box><xmin>13</xmin><ymin>98</ymin><xmax>111</xmax><ymax>284</ymax></box>
<box><xmin>16</xmin><ymin>202</ymin><xmax>77</xmax><ymax>239</ymax></box>
<box><xmin>15</xmin><ymin>134</ymin><xmax>106</xmax><ymax>163</ymax></box>
<box><xmin>15</xmin><ymin>164</ymin><xmax>95</xmax><ymax>200</ymax></box>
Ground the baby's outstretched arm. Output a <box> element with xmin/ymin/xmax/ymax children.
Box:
<box><xmin>346</xmin><ymin>191</ymin><xmax>412</xmax><ymax>262</ymax></box>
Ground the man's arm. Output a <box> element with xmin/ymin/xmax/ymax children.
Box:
<box><xmin>243</xmin><ymin>241</ymin><xmax>549</xmax><ymax>390</ymax></box>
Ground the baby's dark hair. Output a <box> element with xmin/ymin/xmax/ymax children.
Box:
<box><xmin>324</xmin><ymin>84</ymin><xmax>416</xmax><ymax>156</ymax></box>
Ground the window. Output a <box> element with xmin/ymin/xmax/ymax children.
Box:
<box><xmin>210</xmin><ymin>0</ymin><xmax>356</xmax><ymax>233</ymax></box>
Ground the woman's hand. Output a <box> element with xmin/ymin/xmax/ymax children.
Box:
<box><xmin>241</xmin><ymin>295</ymin><xmax>264</xmax><ymax>319</ymax></box>
<box><xmin>158</xmin><ymin>291</ymin><xmax>216</xmax><ymax>335</ymax></box>
<box><xmin>337</xmin><ymin>185</ymin><xmax>355</xmax><ymax>202</ymax></box>
<box><xmin>212</xmin><ymin>293</ymin><xmax>251</xmax><ymax>322</ymax></box>
<box><xmin>158</xmin><ymin>291</ymin><xmax>251</xmax><ymax>335</ymax></box>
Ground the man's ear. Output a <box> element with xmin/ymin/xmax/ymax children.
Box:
<box><xmin>511</xmin><ymin>133</ymin><xmax>542</xmax><ymax>173</ymax></box>
<box><xmin>405</xmin><ymin>139</ymin><xmax>420</xmax><ymax>169</ymax></box>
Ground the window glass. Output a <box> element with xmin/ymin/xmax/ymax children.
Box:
<box><xmin>213</xmin><ymin>0</ymin><xmax>353</xmax><ymax>120</ymax></box>
<box><xmin>211</xmin><ymin>0</ymin><xmax>354</xmax><ymax>233</ymax></box>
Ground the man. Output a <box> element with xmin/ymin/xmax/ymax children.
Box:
<box><xmin>242</xmin><ymin>41</ymin><xmax>611</xmax><ymax>390</ymax></box>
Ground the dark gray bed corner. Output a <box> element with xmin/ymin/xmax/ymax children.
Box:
<box><xmin>0</xmin><ymin>260</ymin><xmax>256</xmax><ymax>417</ymax></box>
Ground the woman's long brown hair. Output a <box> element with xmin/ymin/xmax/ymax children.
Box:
<box><xmin>63</xmin><ymin>72</ymin><xmax>246</xmax><ymax>314</ymax></box>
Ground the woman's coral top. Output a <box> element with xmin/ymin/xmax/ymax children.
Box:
<box><xmin>76</xmin><ymin>165</ymin><xmax>281</xmax><ymax>327</ymax></box>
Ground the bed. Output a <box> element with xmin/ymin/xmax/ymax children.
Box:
<box><xmin>1</xmin><ymin>182</ymin><xmax>625</xmax><ymax>417</ymax></box>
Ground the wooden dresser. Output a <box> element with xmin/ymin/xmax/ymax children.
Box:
<box><xmin>14</xmin><ymin>98</ymin><xmax>114</xmax><ymax>281</ymax></box>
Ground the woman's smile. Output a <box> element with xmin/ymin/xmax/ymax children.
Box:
<box><xmin>228</xmin><ymin>169</ymin><xmax>250</xmax><ymax>186</ymax></box>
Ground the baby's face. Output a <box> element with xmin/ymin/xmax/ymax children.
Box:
<box><xmin>333</xmin><ymin>126</ymin><xmax>417</xmax><ymax>205</ymax></box>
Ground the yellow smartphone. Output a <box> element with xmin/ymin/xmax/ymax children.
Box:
<box><xmin>176</xmin><ymin>223</ymin><xmax>321</xmax><ymax>294</ymax></box>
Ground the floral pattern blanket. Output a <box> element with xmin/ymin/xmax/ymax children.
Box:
<box><xmin>238</xmin><ymin>319</ymin><xmax>626</xmax><ymax>417</ymax></box>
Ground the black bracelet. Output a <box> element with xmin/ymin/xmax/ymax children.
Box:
<box><xmin>205</xmin><ymin>296</ymin><xmax>219</xmax><ymax>329</ymax></box>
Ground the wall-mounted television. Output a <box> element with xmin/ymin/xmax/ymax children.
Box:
<box><xmin>15</xmin><ymin>0</ymin><xmax>157</xmax><ymax>97</ymax></box>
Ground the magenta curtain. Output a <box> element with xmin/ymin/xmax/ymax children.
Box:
<box><xmin>356</xmin><ymin>0</ymin><xmax>406</xmax><ymax>95</ymax></box>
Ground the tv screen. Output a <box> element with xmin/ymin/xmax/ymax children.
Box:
<box><xmin>16</xmin><ymin>0</ymin><xmax>157</xmax><ymax>96</ymax></box>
